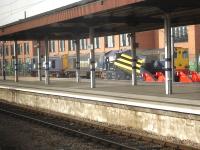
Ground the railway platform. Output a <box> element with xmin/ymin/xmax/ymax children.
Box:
<box><xmin>0</xmin><ymin>77</ymin><xmax>199</xmax><ymax>147</ymax></box>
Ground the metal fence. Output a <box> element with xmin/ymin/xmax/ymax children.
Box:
<box><xmin>189</xmin><ymin>54</ymin><xmax>200</xmax><ymax>72</ymax></box>
<box><xmin>2</xmin><ymin>63</ymin><xmax>31</xmax><ymax>76</ymax></box>
<box><xmin>0</xmin><ymin>53</ymin><xmax>199</xmax><ymax>78</ymax></box>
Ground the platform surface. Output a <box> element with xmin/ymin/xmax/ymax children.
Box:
<box><xmin>1</xmin><ymin>78</ymin><xmax>200</xmax><ymax>116</ymax></box>
<box><xmin>0</xmin><ymin>77</ymin><xmax>200</xmax><ymax>114</ymax></box>
<box><xmin>0</xmin><ymin>77</ymin><xmax>199</xmax><ymax>99</ymax></box>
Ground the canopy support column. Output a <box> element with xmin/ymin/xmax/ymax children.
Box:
<box><xmin>37</xmin><ymin>41</ymin><xmax>42</xmax><ymax>81</ymax></box>
<box><xmin>14</xmin><ymin>40</ymin><xmax>18</xmax><ymax>82</ymax></box>
<box><xmin>129</xmin><ymin>33</ymin><xmax>137</xmax><ymax>86</ymax></box>
<box><xmin>75</xmin><ymin>39</ymin><xmax>81</xmax><ymax>83</ymax></box>
<box><xmin>44</xmin><ymin>38</ymin><xmax>50</xmax><ymax>85</ymax></box>
<box><xmin>171</xmin><ymin>28</ymin><xmax>175</xmax><ymax>82</ymax></box>
<box><xmin>89</xmin><ymin>28</ymin><xmax>96</xmax><ymax>88</ymax></box>
<box><xmin>164</xmin><ymin>14</ymin><xmax>172</xmax><ymax>95</ymax></box>
<box><xmin>2</xmin><ymin>42</ymin><xmax>6</xmax><ymax>80</ymax></box>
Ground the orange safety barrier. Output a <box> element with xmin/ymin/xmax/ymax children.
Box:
<box><xmin>178</xmin><ymin>71</ymin><xmax>192</xmax><ymax>83</ymax></box>
<box><xmin>143</xmin><ymin>72</ymin><xmax>156</xmax><ymax>82</ymax></box>
<box><xmin>155</xmin><ymin>72</ymin><xmax>165</xmax><ymax>82</ymax></box>
<box><xmin>191</xmin><ymin>71</ymin><xmax>200</xmax><ymax>82</ymax></box>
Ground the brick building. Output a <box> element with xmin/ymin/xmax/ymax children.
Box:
<box><xmin>0</xmin><ymin>25</ymin><xmax>200</xmax><ymax>74</ymax></box>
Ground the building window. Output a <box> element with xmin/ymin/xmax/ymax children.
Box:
<box><xmin>24</xmin><ymin>43</ymin><xmax>29</xmax><ymax>55</ymax></box>
<box><xmin>94</xmin><ymin>37</ymin><xmax>100</xmax><ymax>49</ymax></box>
<box><xmin>49</xmin><ymin>40</ymin><xmax>55</xmax><ymax>52</ymax></box>
<box><xmin>80</xmin><ymin>39</ymin><xmax>87</xmax><ymax>50</ymax></box>
<box><xmin>20</xmin><ymin>44</ymin><xmax>23</xmax><ymax>55</ymax></box>
<box><xmin>59</xmin><ymin>40</ymin><xmax>65</xmax><ymax>52</ymax></box>
<box><xmin>172</xmin><ymin>26</ymin><xmax>188</xmax><ymax>42</ymax></box>
<box><xmin>120</xmin><ymin>34</ymin><xmax>130</xmax><ymax>46</ymax></box>
<box><xmin>10</xmin><ymin>45</ymin><xmax>14</xmax><ymax>56</ymax></box>
<box><xmin>5</xmin><ymin>46</ymin><xmax>9</xmax><ymax>56</ymax></box>
<box><xmin>68</xmin><ymin>40</ymin><xmax>76</xmax><ymax>51</ymax></box>
<box><xmin>17</xmin><ymin>44</ymin><xmax>22</xmax><ymax>55</ymax></box>
<box><xmin>105</xmin><ymin>36</ymin><xmax>115</xmax><ymax>48</ymax></box>
<box><xmin>25</xmin><ymin>58</ymin><xmax>30</xmax><ymax>64</ymax></box>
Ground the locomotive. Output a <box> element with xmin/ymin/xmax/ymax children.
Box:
<box><xmin>28</xmin><ymin>47</ymin><xmax>189</xmax><ymax>80</ymax></box>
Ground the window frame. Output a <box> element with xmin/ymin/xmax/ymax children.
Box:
<box><xmin>94</xmin><ymin>37</ymin><xmax>100</xmax><ymax>49</ymax></box>
<box><xmin>173</xmin><ymin>26</ymin><xmax>188</xmax><ymax>43</ymax></box>
<box><xmin>49</xmin><ymin>40</ymin><xmax>55</xmax><ymax>52</ymax></box>
<box><xmin>105</xmin><ymin>36</ymin><xmax>115</xmax><ymax>48</ymax></box>
<box><xmin>59</xmin><ymin>40</ymin><xmax>65</xmax><ymax>52</ymax></box>
<box><xmin>68</xmin><ymin>40</ymin><xmax>76</xmax><ymax>51</ymax></box>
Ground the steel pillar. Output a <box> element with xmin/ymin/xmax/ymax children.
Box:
<box><xmin>129</xmin><ymin>33</ymin><xmax>137</xmax><ymax>86</ymax></box>
<box><xmin>2</xmin><ymin>42</ymin><xmax>6</xmax><ymax>80</ymax></box>
<box><xmin>14</xmin><ymin>41</ymin><xmax>18</xmax><ymax>82</ymax></box>
<box><xmin>44</xmin><ymin>38</ymin><xmax>50</xmax><ymax>85</ymax></box>
<box><xmin>164</xmin><ymin>14</ymin><xmax>172</xmax><ymax>95</ymax></box>
<box><xmin>89</xmin><ymin>28</ymin><xmax>96</xmax><ymax>88</ymax></box>
<box><xmin>171</xmin><ymin>28</ymin><xmax>175</xmax><ymax>82</ymax></box>
<box><xmin>37</xmin><ymin>41</ymin><xmax>42</xmax><ymax>81</ymax></box>
<box><xmin>75</xmin><ymin>39</ymin><xmax>81</xmax><ymax>83</ymax></box>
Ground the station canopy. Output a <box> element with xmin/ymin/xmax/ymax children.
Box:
<box><xmin>0</xmin><ymin>0</ymin><xmax>200</xmax><ymax>40</ymax></box>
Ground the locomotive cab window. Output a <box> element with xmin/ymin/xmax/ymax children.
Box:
<box><xmin>182</xmin><ymin>51</ymin><xmax>188</xmax><ymax>58</ymax></box>
<box><xmin>52</xmin><ymin>60</ymin><xmax>56</xmax><ymax>69</ymax></box>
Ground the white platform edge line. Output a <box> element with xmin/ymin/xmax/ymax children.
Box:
<box><xmin>0</xmin><ymin>82</ymin><xmax>199</xmax><ymax>104</ymax></box>
<box><xmin>0</xmin><ymin>85</ymin><xmax>200</xmax><ymax>115</ymax></box>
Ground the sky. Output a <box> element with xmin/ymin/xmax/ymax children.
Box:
<box><xmin>0</xmin><ymin>0</ymin><xmax>81</xmax><ymax>26</ymax></box>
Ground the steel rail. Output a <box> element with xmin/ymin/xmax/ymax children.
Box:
<box><xmin>0</xmin><ymin>102</ymin><xmax>199</xmax><ymax>150</ymax></box>
<box><xmin>0</xmin><ymin>107</ymin><xmax>138</xmax><ymax>150</ymax></box>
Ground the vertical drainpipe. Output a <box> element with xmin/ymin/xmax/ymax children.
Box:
<box><xmin>164</xmin><ymin>14</ymin><xmax>172</xmax><ymax>95</ymax></box>
<box><xmin>14</xmin><ymin>40</ymin><xmax>19</xmax><ymax>82</ymax></box>
<box><xmin>2</xmin><ymin>42</ymin><xmax>6</xmax><ymax>80</ymax></box>
<box><xmin>196</xmin><ymin>51</ymin><xmax>199</xmax><ymax>72</ymax></box>
<box><xmin>129</xmin><ymin>33</ymin><xmax>137</xmax><ymax>86</ymax></box>
<box><xmin>44</xmin><ymin>38</ymin><xmax>49</xmax><ymax>85</ymax></box>
<box><xmin>75</xmin><ymin>39</ymin><xmax>81</xmax><ymax>83</ymax></box>
<box><xmin>37</xmin><ymin>41</ymin><xmax>42</xmax><ymax>81</ymax></box>
<box><xmin>89</xmin><ymin>28</ymin><xmax>96</xmax><ymax>88</ymax></box>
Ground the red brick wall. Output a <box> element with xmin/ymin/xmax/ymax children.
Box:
<box><xmin>1</xmin><ymin>25</ymin><xmax>200</xmax><ymax>64</ymax></box>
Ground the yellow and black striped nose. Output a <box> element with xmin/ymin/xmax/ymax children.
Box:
<box><xmin>114</xmin><ymin>53</ymin><xmax>144</xmax><ymax>74</ymax></box>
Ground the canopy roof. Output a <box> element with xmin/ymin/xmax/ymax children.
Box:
<box><xmin>0</xmin><ymin>0</ymin><xmax>200</xmax><ymax>40</ymax></box>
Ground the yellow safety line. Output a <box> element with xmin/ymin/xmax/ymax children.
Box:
<box><xmin>136</xmin><ymin>64</ymin><xmax>142</xmax><ymax>68</ymax></box>
<box><xmin>116</xmin><ymin>59</ymin><xmax>142</xmax><ymax>68</ymax></box>
<box><xmin>117</xmin><ymin>58</ymin><xmax>144</xmax><ymax>65</ymax></box>
<box><xmin>114</xmin><ymin>62</ymin><xmax>141</xmax><ymax>73</ymax></box>
<box><xmin>121</xmin><ymin>54</ymin><xmax>132</xmax><ymax>60</ymax></box>
<box><xmin>121</xmin><ymin>54</ymin><xmax>145</xmax><ymax>63</ymax></box>
<box><xmin>138</xmin><ymin>59</ymin><xmax>145</xmax><ymax>64</ymax></box>
<box><xmin>114</xmin><ymin>62</ymin><xmax>132</xmax><ymax>71</ymax></box>
<box><xmin>117</xmin><ymin>58</ymin><xmax>132</xmax><ymax>65</ymax></box>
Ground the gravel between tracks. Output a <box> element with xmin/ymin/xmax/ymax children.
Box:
<box><xmin>78</xmin><ymin>117</ymin><xmax>200</xmax><ymax>150</ymax></box>
<box><xmin>106</xmin><ymin>124</ymin><xmax>200</xmax><ymax>149</ymax></box>
<box><xmin>0</xmin><ymin>113</ymin><xmax>114</xmax><ymax>150</ymax></box>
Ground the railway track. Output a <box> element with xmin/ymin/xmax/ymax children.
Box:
<box><xmin>0</xmin><ymin>102</ymin><xmax>198</xmax><ymax>150</ymax></box>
